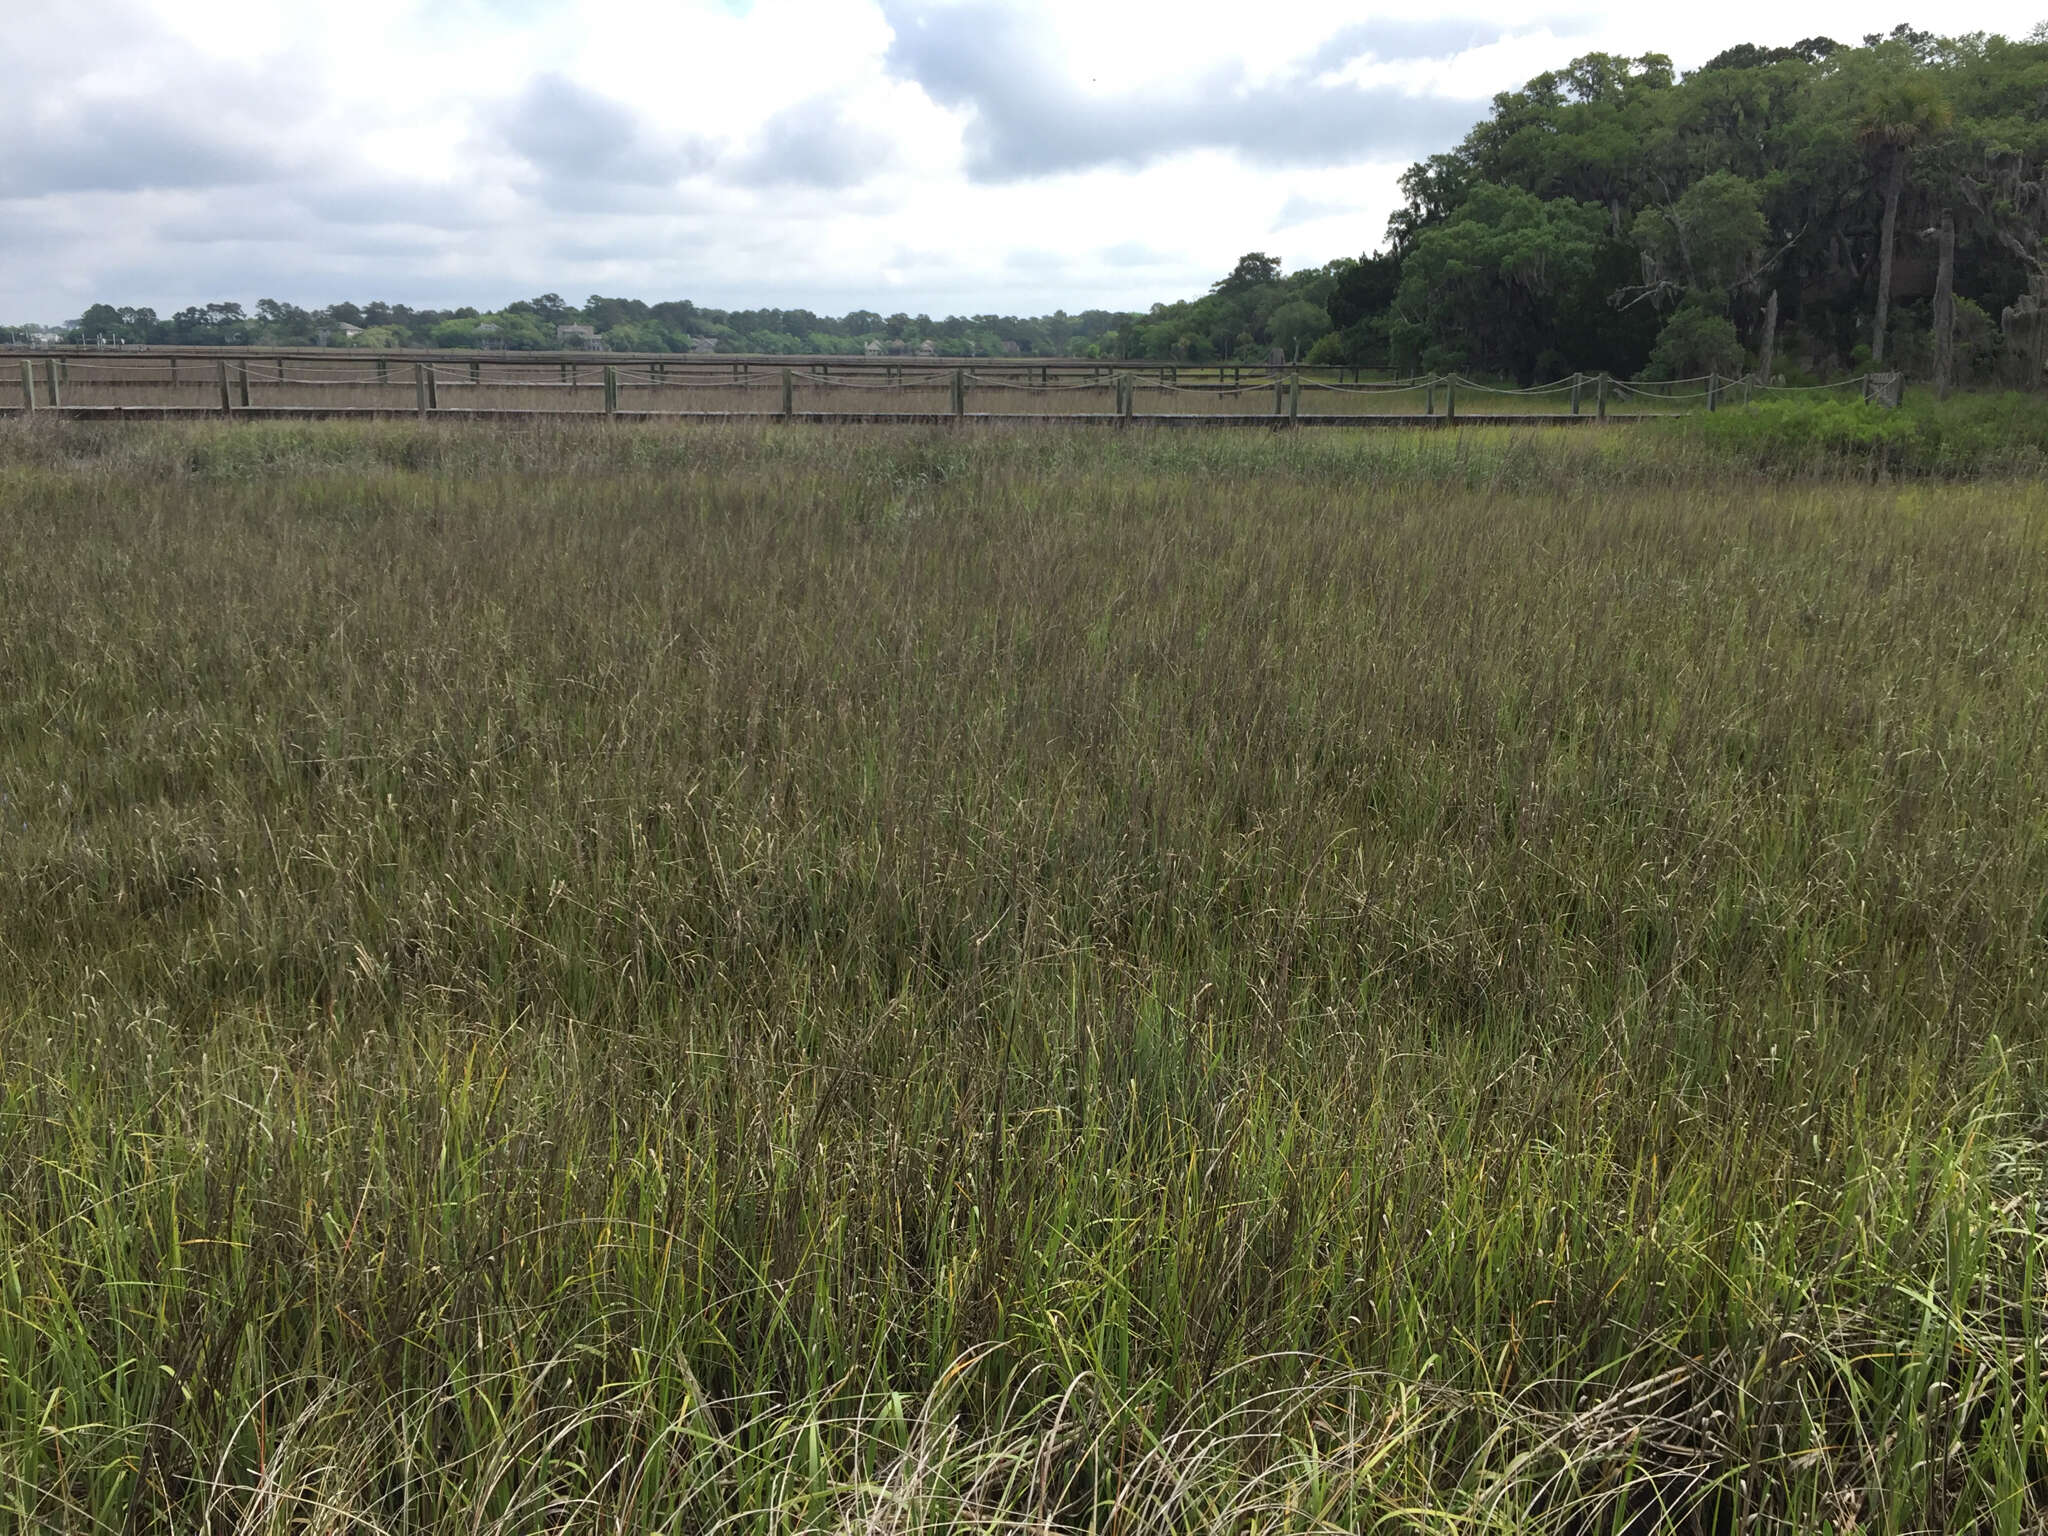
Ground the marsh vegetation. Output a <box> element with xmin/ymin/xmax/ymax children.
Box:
<box><xmin>2</xmin><ymin>420</ymin><xmax>2046</xmax><ymax>1532</ymax></box>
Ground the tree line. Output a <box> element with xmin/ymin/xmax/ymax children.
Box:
<box><xmin>1135</xmin><ymin>24</ymin><xmax>2047</xmax><ymax>387</ymax></box>
<box><xmin>24</xmin><ymin>295</ymin><xmax>1134</xmax><ymax>363</ymax></box>
<box><xmin>13</xmin><ymin>22</ymin><xmax>2045</xmax><ymax>385</ymax></box>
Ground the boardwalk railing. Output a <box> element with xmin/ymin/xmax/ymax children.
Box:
<box><xmin>2</xmin><ymin>352</ymin><xmax>1904</xmax><ymax>426</ymax></box>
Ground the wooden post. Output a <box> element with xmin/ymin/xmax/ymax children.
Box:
<box><xmin>1597</xmin><ymin>373</ymin><xmax>1608</xmax><ymax>421</ymax></box>
<box><xmin>414</xmin><ymin>362</ymin><xmax>429</xmax><ymax>418</ymax></box>
<box><xmin>426</xmin><ymin>366</ymin><xmax>439</xmax><ymax>412</ymax></box>
<box><xmin>237</xmin><ymin>362</ymin><xmax>251</xmax><ymax>409</ymax></box>
<box><xmin>951</xmin><ymin>367</ymin><xmax>965</xmax><ymax>418</ymax></box>
<box><xmin>469</xmin><ymin>361</ymin><xmax>481</xmax><ymax>386</ymax></box>
<box><xmin>45</xmin><ymin>359</ymin><xmax>62</xmax><ymax>409</ymax></box>
<box><xmin>376</xmin><ymin>359</ymin><xmax>388</xmax><ymax>387</ymax></box>
<box><xmin>1570</xmin><ymin>372</ymin><xmax>1582</xmax><ymax>415</ymax></box>
<box><xmin>218</xmin><ymin>360</ymin><xmax>233</xmax><ymax>414</ymax></box>
<box><xmin>169</xmin><ymin>356</ymin><xmax>179</xmax><ymax>385</ymax></box>
<box><xmin>1120</xmin><ymin>372</ymin><xmax>1133</xmax><ymax>420</ymax></box>
<box><xmin>1445</xmin><ymin>377</ymin><xmax>1456</xmax><ymax>424</ymax></box>
<box><xmin>1708</xmin><ymin>371</ymin><xmax>1719</xmax><ymax>412</ymax></box>
<box><xmin>781</xmin><ymin>367</ymin><xmax>794</xmax><ymax>419</ymax></box>
<box><xmin>603</xmin><ymin>365</ymin><xmax>618</xmax><ymax>417</ymax></box>
<box><xmin>1288</xmin><ymin>371</ymin><xmax>1301</xmax><ymax>421</ymax></box>
<box><xmin>19</xmin><ymin>359</ymin><xmax>34</xmax><ymax>412</ymax></box>
<box><xmin>1425</xmin><ymin>377</ymin><xmax>1435</xmax><ymax>418</ymax></box>
<box><xmin>1273</xmin><ymin>374</ymin><xmax>1284</xmax><ymax>416</ymax></box>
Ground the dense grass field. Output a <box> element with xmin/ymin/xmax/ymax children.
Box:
<box><xmin>2</xmin><ymin>419</ymin><xmax>2047</xmax><ymax>1533</ymax></box>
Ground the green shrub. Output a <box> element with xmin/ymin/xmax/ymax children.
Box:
<box><xmin>1690</xmin><ymin>390</ymin><xmax>2048</xmax><ymax>475</ymax></box>
<box><xmin>1643</xmin><ymin>300</ymin><xmax>1747</xmax><ymax>380</ymax></box>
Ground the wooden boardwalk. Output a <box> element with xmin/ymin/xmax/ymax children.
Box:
<box><xmin>1</xmin><ymin>405</ymin><xmax>1647</xmax><ymax>428</ymax></box>
<box><xmin>2</xmin><ymin>349</ymin><xmax>1719</xmax><ymax>424</ymax></box>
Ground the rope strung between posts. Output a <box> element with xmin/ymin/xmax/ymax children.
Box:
<box><xmin>795</xmin><ymin>371</ymin><xmax>949</xmax><ymax>390</ymax></box>
<box><xmin>963</xmin><ymin>374</ymin><xmax>1107</xmax><ymax>391</ymax></box>
<box><xmin>1445</xmin><ymin>375</ymin><xmax>1580</xmax><ymax>396</ymax></box>
<box><xmin>1609</xmin><ymin>381</ymin><xmax>1716</xmax><ymax>401</ymax></box>
<box><xmin>1305</xmin><ymin>379</ymin><xmax>1442</xmax><ymax>395</ymax></box>
<box><xmin>1749</xmin><ymin>375</ymin><xmax>1878</xmax><ymax>392</ymax></box>
<box><xmin>1141</xmin><ymin>380</ymin><xmax>1280</xmax><ymax>398</ymax></box>
<box><xmin>24</xmin><ymin>357</ymin><xmax>1912</xmax><ymax>410</ymax></box>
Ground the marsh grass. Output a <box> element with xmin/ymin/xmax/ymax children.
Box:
<box><xmin>2</xmin><ymin>419</ymin><xmax>2046</xmax><ymax>1532</ymax></box>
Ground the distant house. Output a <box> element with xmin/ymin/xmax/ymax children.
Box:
<box><xmin>863</xmin><ymin>339</ymin><xmax>884</xmax><ymax>356</ymax></box>
<box><xmin>916</xmin><ymin>339</ymin><xmax>937</xmax><ymax>358</ymax></box>
<box><xmin>26</xmin><ymin>327</ymin><xmax>68</xmax><ymax>346</ymax></box>
<box><xmin>316</xmin><ymin>322</ymin><xmax>363</xmax><ymax>345</ymax></box>
<box><xmin>473</xmin><ymin>322</ymin><xmax>501</xmax><ymax>350</ymax></box>
<box><xmin>1000</xmin><ymin>339</ymin><xmax>1022</xmax><ymax>356</ymax></box>
<box><xmin>555</xmin><ymin>323</ymin><xmax>601</xmax><ymax>349</ymax></box>
<box><xmin>688</xmin><ymin>335</ymin><xmax>719</xmax><ymax>354</ymax></box>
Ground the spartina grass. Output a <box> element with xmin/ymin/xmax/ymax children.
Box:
<box><xmin>1</xmin><ymin>419</ymin><xmax>2046</xmax><ymax>1531</ymax></box>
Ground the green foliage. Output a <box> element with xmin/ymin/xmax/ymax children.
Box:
<box><xmin>430</xmin><ymin>310</ymin><xmax>553</xmax><ymax>350</ymax></box>
<box><xmin>1630</xmin><ymin>172</ymin><xmax>1767</xmax><ymax>302</ymax></box>
<box><xmin>347</xmin><ymin>324</ymin><xmax>412</xmax><ymax>350</ymax></box>
<box><xmin>1326</xmin><ymin>252</ymin><xmax>1400</xmax><ymax>330</ymax></box>
<box><xmin>1853</xmin><ymin>71</ymin><xmax>1954</xmax><ymax>152</ymax></box>
<box><xmin>1392</xmin><ymin>183</ymin><xmax>1609</xmax><ymax>382</ymax></box>
<box><xmin>1302</xmin><ymin>331</ymin><xmax>1347</xmax><ymax>365</ymax></box>
<box><xmin>1386</xmin><ymin>24</ymin><xmax>2048</xmax><ymax>379</ymax></box>
<box><xmin>1690</xmin><ymin>388</ymin><xmax>2048</xmax><ymax>472</ymax></box>
<box><xmin>1128</xmin><ymin>256</ymin><xmax>1346</xmax><ymax>362</ymax></box>
<box><xmin>1211</xmin><ymin>251</ymin><xmax>1284</xmax><ymax>292</ymax></box>
<box><xmin>1265</xmin><ymin>299</ymin><xmax>1332</xmax><ymax>358</ymax></box>
<box><xmin>1644</xmin><ymin>300</ymin><xmax>1747</xmax><ymax>379</ymax></box>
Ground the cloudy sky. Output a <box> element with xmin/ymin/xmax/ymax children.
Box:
<box><xmin>5</xmin><ymin>1</ymin><xmax>2044</xmax><ymax>323</ymax></box>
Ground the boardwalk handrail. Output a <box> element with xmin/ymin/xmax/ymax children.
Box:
<box><xmin>3</xmin><ymin>353</ymin><xmax>1903</xmax><ymax>425</ymax></box>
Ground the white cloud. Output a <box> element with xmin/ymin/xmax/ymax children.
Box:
<box><xmin>2</xmin><ymin>0</ymin><xmax>2044</xmax><ymax>322</ymax></box>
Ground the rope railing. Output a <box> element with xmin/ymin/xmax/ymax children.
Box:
<box><xmin>962</xmin><ymin>374</ymin><xmax>1105</xmax><ymax>391</ymax></box>
<box><xmin>13</xmin><ymin>355</ymin><xmax>1915</xmax><ymax>420</ymax></box>
<box><xmin>1305</xmin><ymin>377</ymin><xmax>1441</xmax><ymax>394</ymax></box>
<box><xmin>1140</xmin><ymin>380</ymin><xmax>1276</xmax><ymax>398</ymax></box>
<box><xmin>1749</xmin><ymin>374</ymin><xmax>1879</xmax><ymax>392</ymax></box>
<box><xmin>795</xmin><ymin>371</ymin><xmax>941</xmax><ymax>390</ymax></box>
<box><xmin>609</xmin><ymin>370</ymin><xmax>770</xmax><ymax>388</ymax></box>
<box><xmin>1447</xmin><ymin>375</ymin><xmax>1578</xmax><ymax>396</ymax></box>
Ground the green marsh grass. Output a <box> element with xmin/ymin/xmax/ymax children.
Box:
<box><xmin>1</xmin><ymin>419</ymin><xmax>2046</xmax><ymax>1532</ymax></box>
